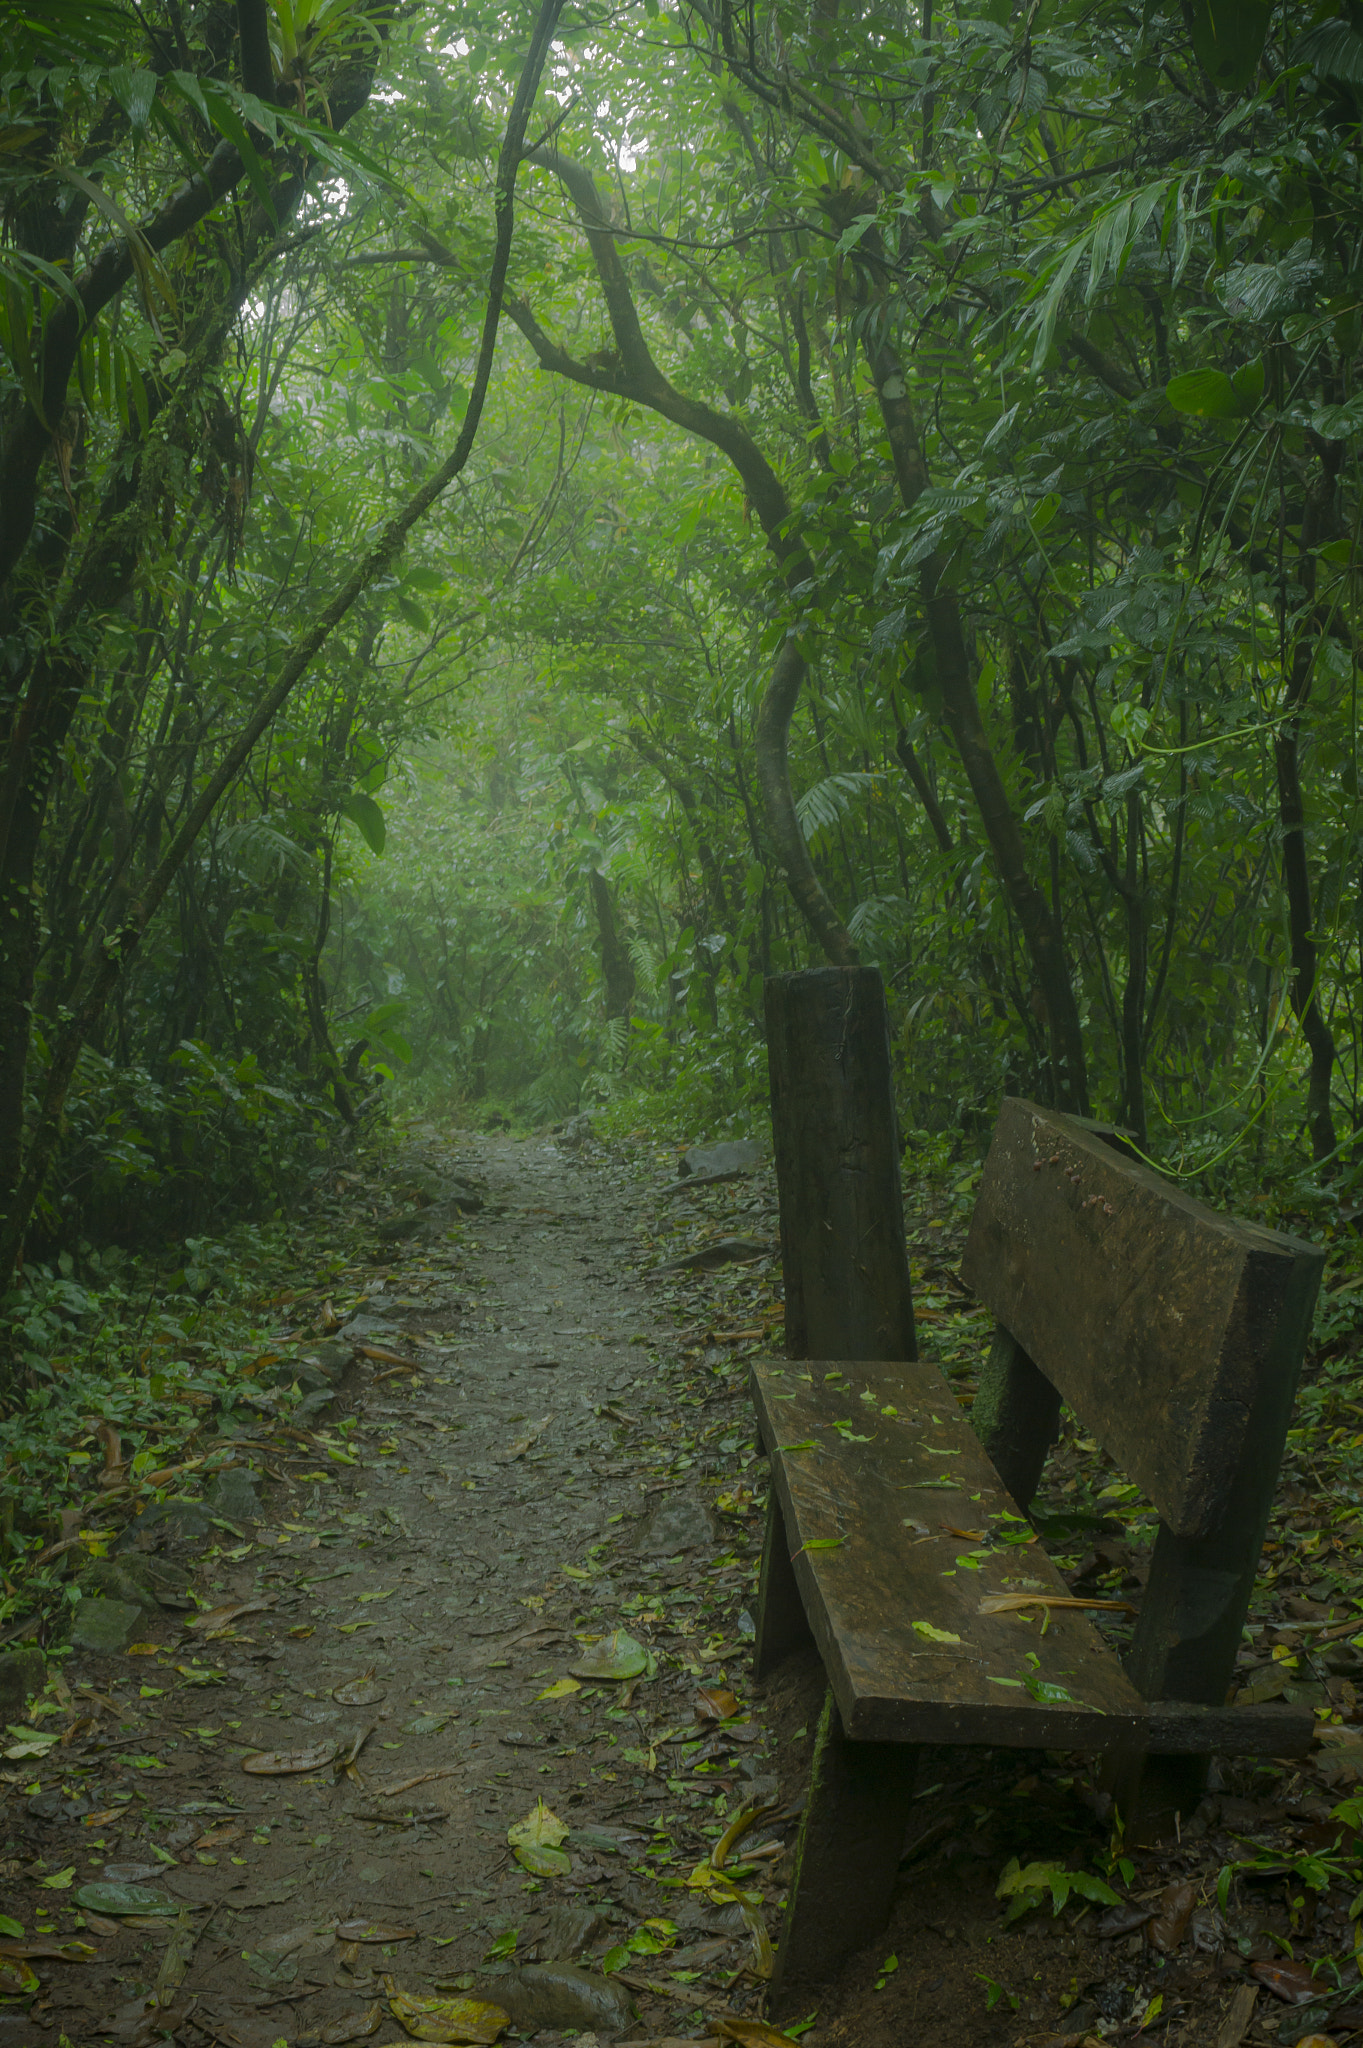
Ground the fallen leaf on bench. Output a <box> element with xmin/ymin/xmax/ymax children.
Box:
<box><xmin>793</xmin><ymin>1537</ymin><xmax>845</xmax><ymax>1555</ymax></box>
<box><xmin>940</xmin><ymin>1524</ymin><xmax>987</xmax><ymax>1540</ymax></box>
<box><xmin>913</xmin><ymin>1620</ymin><xmax>962</xmax><ymax>1643</ymax></box>
<box><xmin>779</xmin><ymin>1440</ymin><xmax>816</xmax><ymax>1453</ymax></box>
<box><xmin>978</xmin><ymin>1593</ymin><xmax>1137</xmax><ymax>1616</ymax></box>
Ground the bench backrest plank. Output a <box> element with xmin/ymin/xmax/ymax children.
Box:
<box><xmin>961</xmin><ymin>1098</ymin><xmax>1324</xmax><ymax>1540</ymax></box>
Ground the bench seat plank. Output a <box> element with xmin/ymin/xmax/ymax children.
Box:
<box><xmin>752</xmin><ymin>1358</ymin><xmax>1311</xmax><ymax>1756</ymax></box>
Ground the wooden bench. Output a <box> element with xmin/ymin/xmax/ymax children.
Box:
<box><xmin>754</xmin><ymin>1046</ymin><xmax>1324</xmax><ymax>2002</ymax></box>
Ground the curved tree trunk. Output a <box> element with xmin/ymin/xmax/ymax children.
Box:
<box><xmin>505</xmin><ymin>150</ymin><xmax>856</xmax><ymax>966</ymax></box>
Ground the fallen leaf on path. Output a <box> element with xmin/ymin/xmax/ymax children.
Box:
<box><xmin>333</xmin><ymin>1673</ymin><xmax>386</xmax><ymax>1706</ymax></box>
<box><xmin>569</xmin><ymin>1630</ymin><xmax>648</xmax><ymax>1680</ymax></box>
<box><xmin>335</xmin><ymin>1724</ymin><xmax>376</xmax><ymax>1772</ymax></box>
<box><xmin>379</xmin><ymin>1768</ymin><xmax>456</xmax><ymax>1797</ymax></box>
<box><xmin>0</xmin><ymin>1959</ymin><xmax>38</xmax><ymax>1997</ymax></box>
<box><xmin>508</xmin><ymin>1797</ymin><xmax>571</xmax><ymax>1876</ymax></box>
<box><xmin>715</xmin><ymin>2020</ymin><xmax>805</xmax><ymax>2046</ymax></box>
<box><xmin>1214</xmin><ymin>1982</ymin><xmax>1258</xmax><ymax>2048</ymax></box>
<box><xmin>1250</xmin><ymin>1959</ymin><xmax>1322</xmax><ymax>2004</ymax></box>
<box><xmin>1095</xmin><ymin>1901</ymin><xmax>1154</xmax><ymax>1938</ymax></box>
<box><xmin>695</xmin><ymin>1687</ymin><xmax>741</xmax><ymax>1721</ymax></box>
<box><xmin>1146</xmin><ymin>1880</ymin><xmax>1197</xmax><ymax>1953</ymax></box>
<box><xmin>242</xmin><ymin>1739</ymin><xmax>340</xmax><ymax>1776</ymax></box>
<box><xmin>154</xmin><ymin>1913</ymin><xmax>196</xmax><ymax>2007</ymax></box>
<box><xmin>186</xmin><ymin>1597</ymin><xmax>274</xmax><ymax>1635</ymax></box>
<box><xmin>496</xmin><ymin>1414</ymin><xmax>553</xmax><ymax>1462</ymax></box>
<box><xmin>978</xmin><ymin>1593</ymin><xmax>1138</xmax><ymax>1616</ymax></box>
<box><xmin>299</xmin><ymin>2007</ymin><xmax>385</xmax><ymax>2044</ymax></box>
<box><xmin>386</xmin><ymin>1982</ymin><xmax>509</xmax><ymax>2042</ymax></box>
<box><xmin>535</xmin><ymin>1677</ymin><xmax>581</xmax><ymax>1700</ymax></box>
<box><xmin>0</xmin><ymin>1939</ymin><xmax>94</xmax><ymax>1962</ymax></box>
<box><xmin>75</xmin><ymin>1883</ymin><xmax>178</xmax><ymax>1916</ymax></box>
<box><xmin>712</xmin><ymin>1801</ymin><xmax>780</xmax><ymax>1873</ymax></box>
<box><xmin>336</xmin><ymin>1920</ymin><xmax>417</xmax><ymax>1943</ymax></box>
<box><xmin>356</xmin><ymin>1344</ymin><xmax>425</xmax><ymax>1370</ymax></box>
<box><xmin>173</xmin><ymin>1663</ymin><xmax>225</xmax><ymax>1686</ymax></box>
<box><xmin>192</xmin><ymin>1824</ymin><xmax>242</xmax><ymax>1850</ymax></box>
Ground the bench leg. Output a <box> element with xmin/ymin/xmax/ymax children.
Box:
<box><xmin>971</xmin><ymin>1324</ymin><xmax>1061</xmax><ymax>1512</ymax></box>
<box><xmin>1106</xmin><ymin>1350</ymin><xmax>1302</xmax><ymax>1840</ymax></box>
<box><xmin>770</xmin><ymin>1688</ymin><xmax>918</xmax><ymax>2012</ymax></box>
<box><xmin>754</xmin><ymin>1490</ymin><xmax>814</xmax><ymax>1679</ymax></box>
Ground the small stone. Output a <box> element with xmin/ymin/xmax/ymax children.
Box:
<box><xmin>341</xmin><ymin>1314</ymin><xmax>402</xmax><ymax>1341</ymax></box>
<box><xmin>0</xmin><ymin>1647</ymin><xmax>45</xmax><ymax>1719</ymax></box>
<box><xmin>540</xmin><ymin>1902</ymin><xmax>607</xmax><ymax>1961</ymax></box>
<box><xmin>302</xmin><ymin>1340</ymin><xmax>352</xmax><ymax>1378</ymax></box>
<box><xmin>636</xmin><ymin>1493</ymin><xmax>716</xmax><ymax>1556</ymax></box>
<box><xmin>208</xmin><ymin>1468</ymin><xmax>262</xmax><ymax>1521</ymax></box>
<box><xmin>114</xmin><ymin>1500</ymin><xmax>215</xmax><ymax>1552</ymax></box>
<box><xmin>73</xmin><ymin>1559</ymin><xmax>161</xmax><ymax>1611</ymax></box>
<box><xmin>293</xmin><ymin>1389</ymin><xmax>337</xmax><ymax>1427</ymax></box>
<box><xmin>493</xmin><ymin>1963</ymin><xmax>633</xmax><ymax>2037</ymax></box>
<box><xmin>67</xmin><ymin>1600</ymin><xmax>145</xmax><ymax>1652</ymax></box>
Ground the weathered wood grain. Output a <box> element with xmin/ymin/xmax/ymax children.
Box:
<box><xmin>961</xmin><ymin>1098</ymin><xmax>1323</xmax><ymax>1539</ymax></box>
<box><xmin>751</xmin><ymin>1359</ymin><xmax>1313</xmax><ymax>1755</ymax></box>
<box><xmin>764</xmin><ymin>967</ymin><xmax>917</xmax><ymax>1364</ymax></box>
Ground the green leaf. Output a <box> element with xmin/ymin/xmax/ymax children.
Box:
<box><xmin>1188</xmin><ymin>0</ymin><xmax>1272</xmax><ymax>91</ymax></box>
<box><xmin>340</xmin><ymin>792</ymin><xmax>386</xmax><ymax>856</ymax></box>
<box><xmin>1165</xmin><ymin>368</ymin><xmax>1258</xmax><ymax>419</ymax></box>
<box><xmin>76</xmin><ymin>1883</ymin><xmax>178</xmax><ymax>1916</ymax></box>
<box><xmin>569</xmin><ymin>1630</ymin><xmax>649</xmax><ymax>1680</ymax></box>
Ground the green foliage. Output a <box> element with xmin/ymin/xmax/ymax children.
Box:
<box><xmin>996</xmin><ymin>1856</ymin><xmax>1120</xmax><ymax>1923</ymax></box>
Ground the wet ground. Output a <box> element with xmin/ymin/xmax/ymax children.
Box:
<box><xmin>2</xmin><ymin>1125</ymin><xmax>1359</xmax><ymax>2048</ymax></box>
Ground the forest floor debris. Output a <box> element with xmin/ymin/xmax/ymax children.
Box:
<box><xmin>1</xmin><ymin>1124</ymin><xmax>1362</xmax><ymax>2047</ymax></box>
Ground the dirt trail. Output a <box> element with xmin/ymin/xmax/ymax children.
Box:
<box><xmin>5</xmin><ymin>1127</ymin><xmax>793</xmax><ymax>2048</ymax></box>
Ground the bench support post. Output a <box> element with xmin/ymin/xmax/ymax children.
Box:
<box><xmin>1104</xmin><ymin>1254</ymin><xmax>1320</xmax><ymax>1839</ymax></box>
<box><xmin>771</xmin><ymin>1688</ymin><xmax>919</xmax><ymax>2013</ymax></box>
<box><xmin>755</xmin><ymin>966</ymin><xmax>916</xmax><ymax>1675</ymax></box>
<box><xmin>754</xmin><ymin>1490</ymin><xmax>813</xmax><ymax>1679</ymax></box>
<box><xmin>972</xmin><ymin>1324</ymin><xmax>1061</xmax><ymax>1512</ymax></box>
<box><xmin>764</xmin><ymin>967</ymin><xmax>917</xmax><ymax>1364</ymax></box>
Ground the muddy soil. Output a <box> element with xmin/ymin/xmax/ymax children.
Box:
<box><xmin>0</xmin><ymin>1126</ymin><xmax>1353</xmax><ymax>2048</ymax></box>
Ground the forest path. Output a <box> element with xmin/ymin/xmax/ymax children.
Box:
<box><xmin>34</xmin><ymin>1126</ymin><xmax>795</xmax><ymax>2048</ymax></box>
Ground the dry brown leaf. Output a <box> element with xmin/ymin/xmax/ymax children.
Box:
<box><xmin>242</xmin><ymin>1739</ymin><xmax>340</xmax><ymax>1776</ymax></box>
<box><xmin>186</xmin><ymin>1597</ymin><xmax>275</xmax><ymax>1635</ymax></box>
<box><xmin>977</xmin><ymin>1593</ymin><xmax>1137</xmax><ymax>1616</ymax></box>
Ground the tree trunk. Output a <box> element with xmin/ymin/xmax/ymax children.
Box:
<box><xmin>588</xmin><ymin>870</ymin><xmax>636</xmax><ymax>1021</ymax></box>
